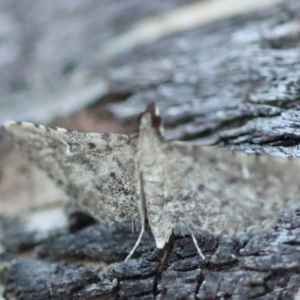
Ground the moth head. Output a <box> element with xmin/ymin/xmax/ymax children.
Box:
<box><xmin>139</xmin><ymin>103</ymin><xmax>164</xmax><ymax>137</ymax></box>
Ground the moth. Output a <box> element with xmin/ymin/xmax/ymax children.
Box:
<box><xmin>3</xmin><ymin>103</ymin><xmax>300</xmax><ymax>261</ymax></box>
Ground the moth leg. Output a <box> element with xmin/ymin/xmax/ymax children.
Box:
<box><xmin>125</xmin><ymin>221</ymin><xmax>145</xmax><ymax>262</ymax></box>
<box><xmin>190</xmin><ymin>231</ymin><xmax>205</xmax><ymax>260</ymax></box>
<box><xmin>125</xmin><ymin>175</ymin><xmax>146</xmax><ymax>261</ymax></box>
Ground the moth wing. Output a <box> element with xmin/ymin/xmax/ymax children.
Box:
<box><xmin>162</xmin><ymin>141</ymin><xmax>300</xmax><ymax>235</ymax></box>
<box><xmin>2</xmin><ymin>121</ymin><xmax>140</xmax><ymax>224</ymax></box>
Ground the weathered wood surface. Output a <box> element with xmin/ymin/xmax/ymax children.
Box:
<box><xmin>1</xmin><ymin>0</ymin><xmax>300</xmax><ymax>299</ymax></box>
<box><xmin>0</xmin><ymin>0</ymin><xmax>194</xmax><ymax>124</ymax></box>
<box><xmin>108</xmin><ymin>0</ymin><xmax>300</xmax><ymax>156</ymax></box>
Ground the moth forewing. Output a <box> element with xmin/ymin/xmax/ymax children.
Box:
<box><xmin>2</xmin><ymin>121</ymin><xmax>141</xmax><ymax>226</ymax></box>
<box><xmin>162</xmin><ymin>142</ymin><xmax>300</xmax><ymax>237</ymax></box>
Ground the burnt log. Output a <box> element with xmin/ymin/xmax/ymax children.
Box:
<box><xmin>1</xmin><ymin>0</ymin><xmax>300</xmax><ymax>299</ymax></box>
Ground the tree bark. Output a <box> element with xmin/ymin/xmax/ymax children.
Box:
<box><xmin>2</xmin><ymin>0</ymin><xmax>300</xmax><ymax>299</ymax></box>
